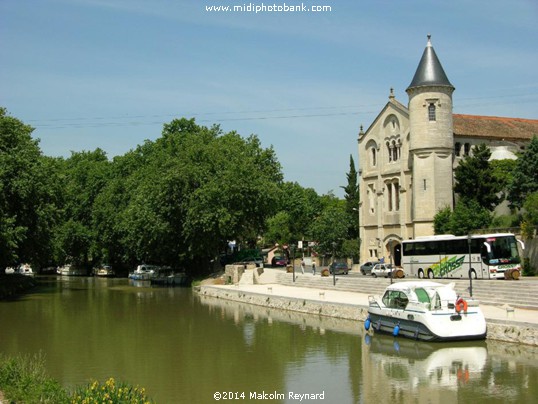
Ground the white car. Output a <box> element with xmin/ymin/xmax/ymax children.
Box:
<box><xmin>371</xmin><ymin>263</ymin><xmax>396</xmax><ymax>278</ymax></box>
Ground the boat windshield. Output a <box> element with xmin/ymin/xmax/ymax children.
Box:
<box><xmin>415</xmin><ymin>288</ymin><xmax>430</xmax><ymax>304</ymax></box>
<box><xmin>482</xmin><ymin>236</ymin><xmax>520</xmax><ymax>265</ymax></box>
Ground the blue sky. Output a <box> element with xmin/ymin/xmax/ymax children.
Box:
<box><xmin>1</xmin><ymin>0</ymin><xmax>537</xmax><ymax>197</ymax></box>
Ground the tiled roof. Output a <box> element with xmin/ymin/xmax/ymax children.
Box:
<box><xmin>453</xmin><ymin>114</ymin><xmax>538</xmax><ymax>141</ymax></box>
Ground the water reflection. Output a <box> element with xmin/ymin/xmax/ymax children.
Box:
<box><xmin>0</xmin><ymin>278</ymin><xmax>537</xmax><ymax>404</ymax></box>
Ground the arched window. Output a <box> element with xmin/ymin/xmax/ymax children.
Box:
<box><xmin>387</xmin><ymin>142</ymin><xmax>392</xmax><ymax>162</ymax></box>
<box><xmin>428</xmin><ymin>103</ymin><xmax>436</xmax><ymax>121</ymax></box>
<box><xmin>371</xmin><ymin>147</ymin><xmax>377</xmax><ymax>167</ymax></box>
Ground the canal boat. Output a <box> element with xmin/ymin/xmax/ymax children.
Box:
<box><xmin>128</xmin><ymin>264</ymin><xmax>160</xmax><ymax>280</ymax></box>
<box><xmin>366</xmin><ymin>281</ymin><xmax>486</xmax><ymax>342</ymax></box>
<box><xmin>95</xmin><ymin>265</ymin><xmax>115</xmax><ymax>277</ymax></box>
<box><xmin>17</xmin><ymin>264</ymin><xmax>35</xmax><ymax>276</ymax></box>
<box><xmin>57</xmin><ymin>265</ymin><xmax>88</xmax><ymax>276</ymax></box>
<box><xmin>150</xmin><ymin>268</ymin><xmax>188</xmax><ymax>286</ymax></box>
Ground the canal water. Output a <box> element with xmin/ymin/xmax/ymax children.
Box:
<box><xmin>0</xmin><ymin>277</ymin><xmax>537</xmax><ymax>403</ymax></box>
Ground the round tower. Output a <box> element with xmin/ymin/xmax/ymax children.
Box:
<box><xmin>406</xmin><ymin>35</ymin><xmax>455</xmax><ymax>236</ymax></box>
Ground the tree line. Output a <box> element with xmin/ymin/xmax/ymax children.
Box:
<box><xmin>0</xmin><ymin>108</ymin><xmax>359</xmax><ymax>276</ymax></box>
<box><xmin>434</xmin><ymin>139</ymin><xmax>538</xmax><ymax>238</ymax></box>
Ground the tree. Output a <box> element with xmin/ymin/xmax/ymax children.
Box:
<box><xmin>0</xmin><ymin>108</ymin><xmax>62</xmax><ymax>268</ymax></box>
<box><xmin>55</xmin><ymin>149</ymin><xmax>112</xmax><ymax>267</ymax></box>
<box><xmin>341</xmin><ymin>155</ymin><xmax>359</xmax><ymax>239</ymax></box>
<box><xmin>309</xmin><ymin>198</ymin><xmax>349</xmax><ymax>256</ymax></box>
<box><xmin>507</xmin><ymin>136</ymin><xmax>538</xmax><ymax>209</ymax></box>
<box><xmin>433</xmin><ymin>205</ymin><xmax>452</xmax><ymax>235</ymax></box>
<box><xmin>521</xmin><ymin>192</ymin><xmax>538</xmax><ymax>239</ymax></box>
<box><xmin>454</xmin><ymin>144</ymin><xmax>502</xmax><ymax>210</ymax></box>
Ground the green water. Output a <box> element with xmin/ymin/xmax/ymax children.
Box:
<box><xmin>0</xmin><ymin>277</ymin><xmax>537</xmax><ymax>403</ymax></box>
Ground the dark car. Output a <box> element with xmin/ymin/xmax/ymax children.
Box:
<box><xmin>242</xmin><ymin>257</ymin><xmax>263</xmax><ymax>267</ymax></box>
<box><xmin>329</xmin><ymin>262</ymin><xmax>349</xmax><ymax>275</ymax></box>
<box><xmin>360</xmin><ymin>261</ymin><xmax>377</xmax><ymax>275</ymax></box>
<box><xmin>272</xmin><ymin>256</ymin><xmax>288</xmax><ymax>267</ymax></box>
<box><xmin>233</xmin><ymin>257</ymin><xmax>263</xmax><ymax>267</ymax></box>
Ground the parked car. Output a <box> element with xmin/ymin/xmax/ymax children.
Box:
<box><xmin>242</xmin><ymin>257</ymin><xmax>263</xmax><ymax>268</ymax></box>
<box><xmin>329</xmin><ymin>262</ymin><xmax>349</xmax><ymax>275</ymax></box>
<box><xmin>371</xmin><ymin>263</ymin><xmax>395</xmax><ymax>278</ymax></box>
<box><xmin>272</xmin><ymin>256</ymin><xmax>288</xmax><ymax>267</ymax></box>
<box><xmin>360</xmin><ymin>261</ymin><xmax>377</xmax><ymax>275</ymax></box>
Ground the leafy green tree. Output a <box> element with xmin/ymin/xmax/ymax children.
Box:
<box><xmin>449</xmin><ymin>199</ymin><xmax>492</xmax><ymax>235</ymax></box>
<box><xmin>521</xmin><ymin>192</ymin><xmax>538</xmax><ymax>239</ymax></box>
<box><xmin>433</xmin><ymin>205</ymin><xmax>452</xmax><ymax>235</ymax></box>
<box><xmin>264</xmin><ymin>211</ymin><xmax>293</xmax><ymax>246</ymax></box>
<box><xmin>0</xmin><ymin>108</ymin><xmax>62</xmax><ymax>268</ymax></box>
<box><xmin>55</xmin><ymin>149</ymin><xmax>111</xmax><ymax>267</ymax></box>
<box><xmin>273</xmin><ymin>182</ymin><xmax>321</xmax><ymax>243</ymax></box>
<box><xmin>454</xmin><ymin>144</ymin><xmax>502</xmax><ymax>210</ymax></box>
<box><xmin>508</xmin><ymin>136</ymin><xmax>538</xmax><ymax>209</ymax></box>
<box><xmin>309</xmin><ymin>198</ymin><xmax>349</xmax><ymax>256</ymax></box>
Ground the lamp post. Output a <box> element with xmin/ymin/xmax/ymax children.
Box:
<box><xmin>332</xmin><ymin>241</ymin><xmax>337</xmax><ymax>286</ymax></box>
<box><xmin>291</xmin><ymin>244</ymin><xmax>296</xmax><ymax>282</ymax></box>
<box><xmin>389</xmin><ymin>240</ymin><xmax>393</xmax><ymax>285</ymax></box>
<box><xmin>467</xmin><ymin>235</ymin><xmax>473</xmax><ymax>297</ymax></box>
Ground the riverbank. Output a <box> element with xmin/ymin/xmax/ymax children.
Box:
<box><xmin>197</xmin><ymin>280</ymin><xmax>538</xmax><ymax>347</ymax></box>
<box><xmin>0</xmin><ymin>274</ymin><xmax>36</xmax><ymax>300</ymax></box>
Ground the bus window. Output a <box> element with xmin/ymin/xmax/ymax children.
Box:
<box><xmin>485</xmin><ymin>236</ymin><xmax>520</xmax><ymax>264</ymax></box>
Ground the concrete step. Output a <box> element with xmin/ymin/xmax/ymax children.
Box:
<box><xmin>274</xmin><ymin>271</ymin><xmax>538</xmax><ymax>310</ymax></box>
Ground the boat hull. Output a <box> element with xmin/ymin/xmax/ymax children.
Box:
<box><xmin>367</xmin><ymin>309</ymin><xmax>487</xmax><ymax>342</ymax></box>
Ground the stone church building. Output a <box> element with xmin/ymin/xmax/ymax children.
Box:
<box><xmin>357</xmin><ymin>35</ymin><xmax>538</xmax><ymax>266</ymax></box>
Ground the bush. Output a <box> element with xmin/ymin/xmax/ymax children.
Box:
<box><xmin>0</xmin><ymin>353</ymin><xmax>69</xmax><ymax>403</ymax></box>
<box><xmin>0</xmin><ymin>354</ymin><xmax>154</xmax><ymax>403</ymax></box>
<box><xmin>523</xmin><ymin>258</ymin><xmax>536</xmax><ymax>277</ymax></box>
<box><xmin>72</xmin><ymin>377</ymin><xmax>154</xmax><ymax>403</ymax></box>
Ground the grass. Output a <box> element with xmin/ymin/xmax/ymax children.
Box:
<box><xmin>0</xmin><ymin>352</ymin><xmax>69</xmax><ymax>403</ymax></box>
<box><xmin>0</xmin><ymin>353</ymin><xmax>154</xmax><ymax>403</ymax></box>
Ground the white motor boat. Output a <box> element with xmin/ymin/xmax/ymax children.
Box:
<box><xmin>366</xmin><ymin>281</ymin><xmax>487</xmax><ymax>342</ymax></box>
<box><xmin>128</xmin><ymin>264</ymin><xmax>160</xmax><ymax>280</ymax></box>
<box><xmin>17</xmin><ymin>263</ymin><xmax>35</xmax><ymax>276</ymax></box>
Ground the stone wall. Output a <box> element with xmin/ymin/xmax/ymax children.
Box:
<box><xmin>198</xmin><ymin>285</ymin><xmax>538</xmax><ymax>346</ymax></box>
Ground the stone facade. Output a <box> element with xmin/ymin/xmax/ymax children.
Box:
<box><xmin>358</xmin><ymin>36</ymin><xmax>538</xmax><ymax>264</ymax></box>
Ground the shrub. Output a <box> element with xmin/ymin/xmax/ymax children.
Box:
<box><xmin>71</xmin><ymin>377</ymin><xmax>154</xmax><ymax>403</ymax></box>
<box><xmin>523</xmin><ymin>258</ymin><xmax>536</xmax><ymax>277</ymax></box>
<box><xmin>0</xmin><ymin>353</ymin><xmax>69</xmax><ymax>403</ymax></box>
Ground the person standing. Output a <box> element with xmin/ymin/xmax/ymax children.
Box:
<box><xmin>301</xmin><ymin>259</ymin><xmax>305</xmax><ymax>274</ymax></box>
<box><xmin>312</xmin><ymin>260</ymin><xmax>316</xmax><ymax>275</ymax></box>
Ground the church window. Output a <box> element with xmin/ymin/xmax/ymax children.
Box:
<box><xmin>455</xmin><ymin>142</ymin><xmax>461</xmax><ymax>156</ymax></box>
<box><xmin>428</xmin><ymin>103</ymin><xmax>436</xmax><ymax>121</ymax></box>
<box><xmin>386</xmin><ymin>180</ymin><xmax>400</xmax><ymax>212</ymax></box>
<box><xmin>387</xmin><ymin>142</ymin><xmax>392</xmax><ymax>162</ymax></box>
<box><xmin>371</xmin><ymin>147</ymin><xmax>377</xmax><ymax>167</ymax></box>
<box><xmin>368</xmin><ymin>184</ymin><xmax>375</xmax><ymax>214</ymax></box>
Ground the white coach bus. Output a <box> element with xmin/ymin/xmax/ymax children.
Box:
<box><xmin>402</xmin><ymin>233</ymin><xmax>523</xmax><ymax>279</ymax></box>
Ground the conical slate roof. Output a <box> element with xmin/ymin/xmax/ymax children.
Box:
<box><xmin>407</xmin><ymin>35</ymin><xmax>454</xmax><ymax>90</ymax></box>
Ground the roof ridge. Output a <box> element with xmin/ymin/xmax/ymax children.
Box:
<box><xmin>454</xmin><ymin>114</ymin><xmax>538</xmax><ymax>123</ymax></box>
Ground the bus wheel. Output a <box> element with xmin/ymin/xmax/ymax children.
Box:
<box><xmin>469</xmin><ymin>269</ymin><xmax>477</xmax><ymax>279</ymax></box>
<box><xmin>418</xmin><ymin>269</ymin><xmax>424</xmax><ymax>279</ymax></box>
<box><xmin>427</xmin><ymin>269</ymin><xmax>434</xmax><ymax>279</ymax></box>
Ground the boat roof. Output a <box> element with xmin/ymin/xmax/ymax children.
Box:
<box><xmin>386</xmin><ymin>281</ymin><xmax>445</xmax><ymax>291</ymax></box>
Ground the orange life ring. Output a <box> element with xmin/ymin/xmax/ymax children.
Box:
<box><xmin>455</xmin><ymin>298</ymin><xmax>468</xmax><ymax>313</ymax></box>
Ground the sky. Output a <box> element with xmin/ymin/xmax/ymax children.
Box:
<box><xmin>1</xmin><ymin>0</ymin><xmax>537</xmax><ymax>197</ymax></box>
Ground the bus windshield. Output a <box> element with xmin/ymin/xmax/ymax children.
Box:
<box><xmin>483</xmin><ymin>236</ymin><xmax>520</xmax><ymax>265</ymax></box>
